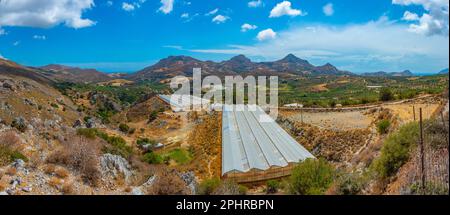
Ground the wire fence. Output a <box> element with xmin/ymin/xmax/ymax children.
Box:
<box><xmin>407</xmin><ymin>106</ymin><xmax>449</xmax><ymax>195</ymax></box>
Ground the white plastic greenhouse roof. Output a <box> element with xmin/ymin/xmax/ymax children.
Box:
<box><xmin>158</xmin><ymin>94</ymin><xmax>210</xmax><ymax>112</ymax></box>
<box><xmin>221</xmin><ymin>105</ymin><xmax>315</xmax><ymax>175</ymax></box>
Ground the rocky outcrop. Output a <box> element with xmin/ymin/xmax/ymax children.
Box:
<box><xmin>100</xmin><ymin>154</ymin><xmax>133</xmax><ymax>183</ymax></box>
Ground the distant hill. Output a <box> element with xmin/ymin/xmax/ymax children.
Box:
<box><xmin>36</xmin><ymin>64</ymin><xmax>112</xmax><ymax>83</ymax></box>
<box><xmin>439</xmin><ymin>68</ymin><xmax>449</xmax><ymax>74</ymax></box>
<box><xmin>128</xmin><ymin>54</ymin><xmax>353</xmax><ymax>81</ymax></box>
<box><xmin>0</xmin><ymin>58</ymin><xmax>54</xmax><ymax>85</ymax></box>
<box><xmin>361</xmin><ymin>70</ymin><xmax>414</xmax><ymax>77</ymax></box>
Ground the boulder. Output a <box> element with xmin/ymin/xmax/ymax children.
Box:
<box><xmin>2</xmin><ymin>80</ymin><xmax>16</xmax><ymax>91</ymax></box>
<box><xmin>72</xmin><ymin>119</ymin><xmax>83</xmax><ymax>128</ymax></box>
<box><xmin>100</xmin><ymin>154</ymin><xmax>133</xmax><ymax>182</ymax></box>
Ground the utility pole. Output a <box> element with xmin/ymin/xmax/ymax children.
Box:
<box><xmin>419</xmin><ymin>108</ymin><xmax>425</xmax><ymax>191</ymax></box>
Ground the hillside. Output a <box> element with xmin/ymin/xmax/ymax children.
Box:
<box><xmin>36</xmin><ymin>64</ymin><xmax>112</xmax><ymax>84</ymax></box>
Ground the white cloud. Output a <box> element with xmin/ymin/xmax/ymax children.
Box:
<box><xmin>323</xmin><ymin>3</ymin><xmax>334</xmax><ymax>16</ymax></box>
<box><xmin>248</xmin><ymin>0</ymin><xmax>263</xmax><ymax>8</ymax></box>
<box><xmin>0</xmin><ymin>53</ymin><xmax>5</xmax><ymax>60</ymax></box>
<box><xmin>241</xmin><ymin>23</ymin><xmax>258</xmax><ymax>32</ymax></box>
<box><xmin>0</xmin><ymin>0</ymin><xmax>96</xmax><ymax>29</ymax></box>
<box><xmin>269</xmin><ymin>1</ymin><xmax>305</xmax><ymax>18</ymax></box>
<box><xmin>402</xmin><ymin>11</ymin><xmax>420</xmax><ymax>21</ymax></box>
<box><xmin>257</xmin><ymin>28</ymin><xmax>277</xmax><ymax>41</ymax></box>
<box><xmin>205</xmin><ymin>8</ymin><xmax>219</xmax><ymax>16</ymax></box>
<box><xmin>393</xmin><ymin>0</ymin><xmax>449</xmax><ymax>36</ymax></box>
<box><xmin>163</xmin><ymin>45</ymin><xmax>184</xmax><ymax>50</ymax></box>
<box><xmin>106</xmin><ymin>1</ymin><xmax>113</xmax><ymax>6</ymax></box>
<box><xmin>158</xmin><ymin>0</ymin><xmax>174</xmax><ymax>14</ymax></box>
<box><xmin>122</xmin><ymin>2</ymin><xmax>135</xmax><ymax>11</ymax></box>
<box><xmin>13</xmin><ymin>41</ymin><xmax>20</xmax><ymax>46</ymax></box>
<box><xmin>181</xmin><ymin>13</ymin><xmax>189</xmax><ymax>18</ymax></box>
<box><xmin>122</xmin><ymin>1</ymin><xmax>147</xmax><ymax>12</ymax></box>
<box><xmin>0</xmin><ymin>28</ymin><xmax>6</xmax><ymax>36</ymax></box>
<box><xmin>212</xmin><ymin>15</ymin><xmax>229</xmax><ymax>24</ymax></box>
<box><xmin>33</xmin><ymin>35</ymin><xmax>46</xmax><ymax>40</ymax></box>
<box><xmin>190</xmin><ymin>18</ymin><xmax>449</xmax><ymax>73</ymax></box>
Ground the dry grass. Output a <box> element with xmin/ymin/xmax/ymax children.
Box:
<box><xmin>61</xmin><ymin>182</ymin><xmax>75</xmax><ymax>195</ymax></box>
<box><xmin>0</xmin><ymin>131</ymin><xmax>23</xmax><ymax>166</ymax></box>
<box><xmin>147</xmin><ymin>169</ymin><xmax>190</xmax><ymax>195</ymax></box>
<box><xmin>48</xmin><ymin>176</ymin><xmax>62</xmax><ymax>188</ymax></box>
<box><xmin>47</xmin><ymin>136</ymin><xmax>101</xmax><ymax>185</ymax></box>
<box><xmin>5</xmin><ymin>167</ymin><xmax>17</xmax><ymax>176</ymax></box>
<box><xmin>43</xmin><ymin>164</ymin><xmax>56</xmax><ymax>175</ymax></box>
<box><xmin>186</xmin><ymin>113</ymin><xmax>222</xmax><ymax>179</ymax></box>
<box><xmin>55</xmin><ymin>167</ymin><xmax>69</xmax><ymax>179</ymax></box>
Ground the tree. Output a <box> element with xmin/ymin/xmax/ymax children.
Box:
<box><xmin>379</xmin><ymin>88</ymin><xmax>394</xmax><ymax>101</ymax></box>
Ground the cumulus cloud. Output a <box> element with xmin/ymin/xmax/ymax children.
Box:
<box><xmin>248</xmin><ymin>0</ymin><xmax>263</xmax><ymax>8</ymax></box>
<box><xmin>158</xmin><ymin>0</ymin><xmax>174</xmax><ymax>14</ymax></box>
<box><xmin>393</xmin><ymin>0</ymin><xmax>449</xmax><ymax>36</ymax></box>
<box><xmin>205</xmin><ymin>8</ymin><xmax>219</xmax><ymax>16</ymax></box>
<box><xmin>212</xmin><ymin>15</ymin><xmax>229</xmax><ymax>24</ymax></box>
<box><xmin>402</xmin><ymin>11</ymin><xmax>420</xmax><ymax>21</ymax></box>
<box><xmin>0</xmin><ymin>0</ymin><xmax>96</xmax><ymax>29</ymax></box>
<box><xmin>257</xmin><ymin>28</ymin><xmax>277</xmax><ymax>41</ymax></box>
<box><xmin>269</xmin><ymin>1</ymin><xmax>305</xmax><ymax>18</ymax></box>
<box><xmin>122</xmin><ymin>2</ymin><xmax>135</xmax><ymax>11</ymax></box>
<box><xmin>190</xmin><ymin>18</ymin><xmax>448</xmax><ymax>73</ymax></box>
<box><xmin>323</xmin><ymin>3</ymin><xmax>334</xmax><ymax>16</ymax></box>
<box><xmin>33</xmin><ymin>35</ymin><xmax>46</xmax><ymax>40</ymax></box>
<box><xmin>241</xmin><ymin>23</ymin><xmax>258</xmax><ymax>32</ymax></box>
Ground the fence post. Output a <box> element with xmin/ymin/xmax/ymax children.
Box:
<box><xmin>440</xmin><ymin>112</ymin><xmax>449</xmax><ymax>147</ymax></box>
<box><xmin>413</xmin><ymin>105</ymin><xmax>416</xmax><ymax>121</ymax></box>
<box><xmin>419</xmin><ymin>108</ymin><xmax>425</xmax><ymax>192</ymax></box>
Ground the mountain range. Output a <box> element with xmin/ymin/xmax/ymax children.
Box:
<box><xmin>1</xmin><ymin>55</ymin><xmax>447</xmax><ymax>84</ymax></box>
<box><xmin>360</xmin><ymin>70</ymin><xmax>414</xmax><ymax>77</ymax></box>
<box><xmin>127</xmin><ymin>54</ymin><xmax>353</xmax><ymax>81</ymax></box>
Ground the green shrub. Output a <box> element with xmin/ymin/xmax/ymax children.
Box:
<box><xmin>333</xmin><ymin>173</ymin><xmax>364</xmax><ymax>195</ymax></box>
<box><xmin>379</xmin><ymin>88</ymin><xmax>394</xmax><ymax>101</ymax></box>
<box><xmin>372</xmin><ymin>122</ymin><xmax>419</xmax><ymax>179</ymax></box>
<box><xmin>149</xmin><ymin>111</ymin><xmax>158</xmax><ymax>123</ymax></box>
<box><xmin>266</xmin><ymin>180</ymin><xmax>280</xmax><ymax>194</ymax></box>
<box><xmin>10</xmin><ymin>151</ymin><xmax>28</xmax><ymax>162</ymax></box>
<box><xmin>288</xmin><ymin>158</ymin><xmax>335</xmax><ymax>195</ymax></box>
<box><xmin>119</xmin><ymin>123</ymin><xmax>130</xmax><ymax>133</ymax></box>
<box><xmin>76</xmin><ymin>128</ymin><xmax>98</xmax><ymax>139</ymax></box>
<box><xmin>198</xmin><ymin>177</ymin><xmax>221</xmax><ymax>195</ymax></box>
<box><xmin>410</xmin><ymin>182</ymin><xmax>449</xmax><ymax>195</ymax></box>
<box><xmin>0</xmin><ymin>146</ymin><xmax>28</xmax><ymax>165</ymax></box>
<box><xmin>136</xmin><ymin>138</ymin><xmax>156</xmax><ymax>146</ymax></box>
<box><xmin>142</xmin><ymin>152</ymin><xmax>162</xmax><ymax>164</ymax></box>
<box><xmin>377</xmin><ymin>119</ymin><xmax>391</xmax><ymax>134</ymax></box>
<box><xmin>103</xmin><ymin>136</ymin><xmax>133</xmax><ymax>158</ymax></box>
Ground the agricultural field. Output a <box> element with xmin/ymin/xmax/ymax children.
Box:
<box><xmin>278</xmin><ymin>75</ymin><xmax>448</xmax><ymax>107</ymax></box>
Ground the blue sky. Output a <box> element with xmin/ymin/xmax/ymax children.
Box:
<box><xmin>0</xmin><ymin>0</ymin><xmax>448</xmax><ymax>73</ymax></box>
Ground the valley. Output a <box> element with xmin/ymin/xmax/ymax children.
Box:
<box><xmin>0</xmin><ymin>55</ymin><xmax>448</xmax><ymax>195</ymax></box>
